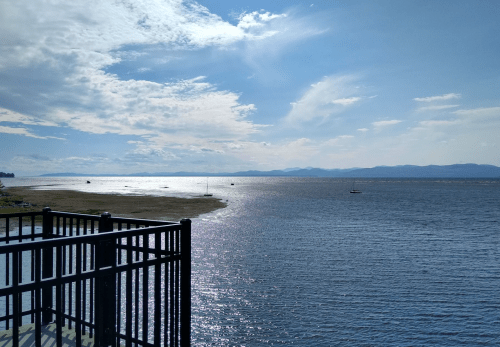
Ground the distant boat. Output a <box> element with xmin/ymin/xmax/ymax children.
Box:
<box><xmin>204</xmin><ymin>178</ymin><xmax>213</xmax><ymax>196</ymax></box>
<box><xmin>350</xmin><ymin>180</ymin><xmax>361</xmax><ymax>194</ymax></box>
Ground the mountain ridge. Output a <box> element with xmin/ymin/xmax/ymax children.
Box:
<box><xmin>38</xmin><ymin>164</ymin><xmax>500</xmax><ymax>178</ymax></box>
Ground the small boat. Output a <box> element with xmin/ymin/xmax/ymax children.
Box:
<box><xmin>204</xmin><ymin>178</ymin><xmax>213</xmax><ymax>196</ymax></box>
<box><xmin>350</xmin><ymin>180</ymin><xmax>361</xmax><ymax>193</ymax></box>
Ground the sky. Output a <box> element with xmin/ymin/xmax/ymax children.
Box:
<box><xmin>1</xmin><ymin>0</ymin><xmax>499</xmax><ymax>176</ymax></box>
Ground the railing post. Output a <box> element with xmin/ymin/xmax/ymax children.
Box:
<box><xmin>42</xmin><ymin>207</ymin><xmax>53</xmax><ymax>325</ymax></box>
<box><xmin>96</xmin><ymin>212</ymin><xmax>116</xmax><ymax>347</ymax></box>
<box><xmin>180</xmin><ymin>219</ymin><xmax>191</xmax><ymax>347</ymax></box>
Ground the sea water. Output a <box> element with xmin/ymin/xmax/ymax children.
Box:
<box><xmin>2</xmin><ymin>177</ymin><xmax>500</xmax><ymax>346</ymax></box>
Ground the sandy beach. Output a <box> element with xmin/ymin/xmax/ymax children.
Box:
<box><xmin>1</xmin><ymin>186</ymin><xmax>227</xmax><ymax>221</ymax></box>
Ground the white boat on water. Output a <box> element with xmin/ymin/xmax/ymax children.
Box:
<box><xmin>204</xmin><ymin>177</ymin><xmax>213</xmax><ymax>196</ymax></box>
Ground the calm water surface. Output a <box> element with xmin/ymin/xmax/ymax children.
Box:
<box><xmin>3</xmin><ymin>177</ymin><xmax>500</xmax><ymax>346</ymax></box>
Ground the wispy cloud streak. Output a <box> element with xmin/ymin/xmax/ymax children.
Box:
<box><xmin>414</xmin><ymin>93</ymin><xmax>461</xmax><ymax>102</ymax></box>
<box><xmin>284</xmin><ymin>75</ymin><xmax>362</xmax><ymax>126</ymax></box>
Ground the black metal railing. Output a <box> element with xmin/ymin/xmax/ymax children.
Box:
<box><xmin>0</xmin><ymin>208</ymin><xmax>191</xmax><ymax>347</ymax></box>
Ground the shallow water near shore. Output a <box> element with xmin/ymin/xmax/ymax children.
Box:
<box><xmin>2</xmin><ymin>177</ymin><xmax>500</xmax><ymax>345</ymax></box>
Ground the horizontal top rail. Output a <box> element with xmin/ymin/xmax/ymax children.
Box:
<box><xmin>0</xmin><ymin>209</ymin><xmax>180</xmax><ymax>225</ymax></box>
<box><xmin>0</xmin><ymin>211</ymin><xmax>42</xmax><ymax>218</ymax></box>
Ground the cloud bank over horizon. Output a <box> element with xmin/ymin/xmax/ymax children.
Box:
<box><xmin>1</xmin><ymin>0</ymin><xmax>499</xmax><ymax>175</ymax></box>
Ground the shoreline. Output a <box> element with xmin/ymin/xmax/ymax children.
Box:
<box><xmin>1</xmin><ymin>186</ymin><xmax>227</xmax><ymax>221</ymax></box>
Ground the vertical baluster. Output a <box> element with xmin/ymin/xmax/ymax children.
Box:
<box><xmin>62</xmin><ymin>217</ymin><xmax>66</xmax><ymax>326</ymax></box>
<box><xmin>31</xmin><ymin>214</ymin><xmax>36</xmax><ymax>240</ymax></box>
<box><xmin>143</xmin><ymin>231</ymin><xmax>149</xmax><ymax>344</ymax></box>
<box><xmin>175</xmin><ymin>227</ymin><xmax>180</xmax><ymax>344</ymax></box>
<box><xmin>164</xmin><ymin>228</ymin><xmax>169</xmax><ymax>346</ymax></box>
<box><xmin>56</xmin><ymin>245</ymin><xmax>62</xmax><ymax>347</ymax></box>
<box><xmin>111</xmin><ymin>232</ymin><xmax>118</xmax><ymax>347</ymax></box>
<box><xmin>18</xmin><ymin>216</ymin><xmax>22</xmax><ymax>242</ymax></box>
<box><xmin>5</xmin><ymin>216</ymin><xmax>10</xmax><ymax>330</ymax></box>
<box><xmin>82</xmin><ymin>219</ymin><xmax>87</xmax><ymax>336</ymax></box>
<box><xmin>90</xmin><ymin>221</ymin><xmax>95</xmax><ymax>338</ymax></box>
<box><xmin>117</xmin><ymin>223</ymin><xmax>122</xmax><ymax>346</ymax></box>
<box><xmin>18</xmin><ymin>217</ymin><xmax>23</xmax><ymax>328</ymax></box>
<box><xmin>154</xmin><ymin>230</ymin><xmax>161</xmax><ymax>345</ymax></box>
<box><xmin>68</xmin><ymin>218</ymin><xmax>73</xmax><ymax>329</ymax></box>
<box><xmin>76</xmin><ymin>218</ymin><xmax>81</xmax><ymax>332</ymax></box>
<box><xmin>35</xmin><ymin>247</ymin><xmax>42</xmax><ymax>347</ymax></box>
<box><xmin>95</xmin><ymin>212</ymin><xmax>115</xmax><ymax>346</ymax></box>
<box><xmin>5</xmin><ymin>217</ymin><xmax>9</xmax><ymax>242</ymax></box>
<box><xmin>12</xmin><ymin>250</ymin><xmax>19</xmax><ymax>347</ymax></box>
<box><xmin>134</xmin><ymin>229</ymin><xmax>140</xmax><ymax>342</ymax></box>
<box><xmin>31</xmin><ymin>215</ymin><xmax>36</xmax><ymax>323</ymax></box>
<box><xmin>126</xmin><ymin>234</ymin><xmax>133</xmax><ymax>347</ymax></box>
<box><xmin>180</xmin><ymin>220</ymin><xmax>192</xmax><ymax>347</ymax></box>
<box><xmin>170</xmin><ymin>228</ymin><xmax>175</xmax><ymax>346</ymax></box>
<box><xmin>42</xmin><ymin>208</ymin><xmax>53</xmax><ymax>325</ymax></box>
<box><xmin>76</xmin><ymin>239</ymin><xmax>82</xmax><ymax>347</ymax></box>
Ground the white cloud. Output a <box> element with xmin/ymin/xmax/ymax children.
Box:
<box><xmin>0</xmin><ymin>0</ymin><xmax>296</xmax><ymax>166</ymax></box>
<box><xmin>413</xmin><ymin>93</ymin><xmax>461</xmax><ymax>102</ymax></box>
<box><xmin>0</xmin><ymin>108</ymin><xmax>59</xmax><ymax>127</ymax></box>
<box><xmin>209</xmin><ymin>138</ymin><xmax>320</xmax><ymax>168</ymax></box>
<box><xmin>357</xmin><ymin>128</ymin><xmax>369</xmax><ymax>132</ymax></box>
<box><xmin>284</xmin><ymin>75</ymin><xmax>363</xmax><ymax>125</ymax></box>
<box><xmin>324</xmin><ymin>135</ymin><xmax>354</xmax><ymax>147</ymax></box>
<box><xmin>452</xmin><ymin>107</ymin><xmax>500</xmax><ymax>119</ymax></box>
<box><xmin>237</xmin><ymin>11</ymin><xmax>287</xmax><ymax>30</ymax></box>
<box><xmin>0</xmin><ymin>125</ymin><xmax>59</xmax><ymax>139</ymax></box>
<box><xmin>331</xmin><ymin>97</ymin><xmax>361</xmax><ymax>106</ymax></box>
<box><xmin>416</xmin><ymin>104</ymin><xmax>460</xmax><ymax>112</ymax></box>
<box><xmin>372</xmin><ymin>120</ymin><xmax>402</xmax><ymax>128</ymax></box>
<box><xmin>0</xmin><ymin>1</ymin><xmax>289</xmax><ymax>71</ymax></box>
<box><xmin>419</xmin><ymin>120</ymin><xmax>461</xmax><ymax>126</ymax></box>
<box><xmin>239</xmin><ymin>8</ymin><xmax>329</xmax><ymax>68</ymax></box>
<box><xmin>46</xmin><ymin>74</ymin><xmax>263</xmax><ymax>142</ymax></box>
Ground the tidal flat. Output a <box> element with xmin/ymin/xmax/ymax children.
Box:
<box><xmin>0</xmin><ymin>186</ymin><xmax>226</xmax><ymax>221</ymax></box>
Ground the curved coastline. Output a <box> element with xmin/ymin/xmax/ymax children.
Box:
<box><xmin>1</xmin><ymin>186</ymin><xmax>227</xmax><ymax>221</ymax></box>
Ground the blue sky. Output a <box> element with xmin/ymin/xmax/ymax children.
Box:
<box><xmin>1</xmin><ymin>0</ymin><xmax>499</xmax><ymax>176</ymax></box>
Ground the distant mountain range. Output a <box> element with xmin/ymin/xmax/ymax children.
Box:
<box><xmin>39</xmin><ymin>164</ymin><xmax>500</xmax><ymax>178</ymax></box>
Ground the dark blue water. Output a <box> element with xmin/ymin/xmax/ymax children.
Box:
<box><xmin>191</xmin><ymin>178</ymin><xmax>500</xmax><ymax>346</ymax></box>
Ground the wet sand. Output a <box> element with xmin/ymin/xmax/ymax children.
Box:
<box><xmin>1</xmin><ymin>186</ymin><xmax>227</xmax><ymax>221</ymax></box>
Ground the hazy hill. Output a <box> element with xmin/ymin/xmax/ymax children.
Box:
<box><xmin>38</xmin><ymin>164</ymin><xmax>500</xmax><ymax>178</ymax></box>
